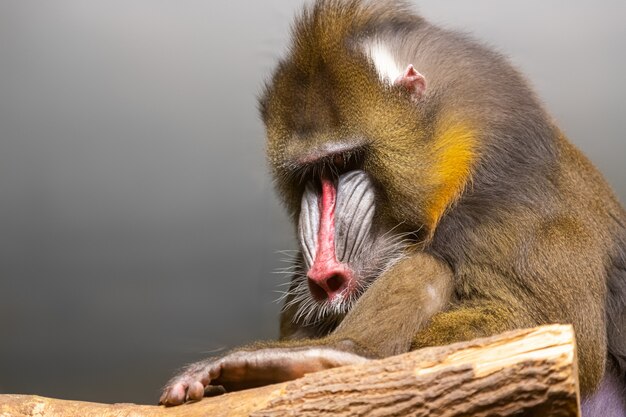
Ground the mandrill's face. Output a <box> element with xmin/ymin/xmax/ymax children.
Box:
<box><xmin>288</xmin><ymin>169</ymin><xmax>409</xmax><ymax>326</ymax></box>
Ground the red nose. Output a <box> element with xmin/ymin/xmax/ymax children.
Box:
<box><xmin>307</xmin><ymin>269</ymin><xmax>351</xmax><ymax>301</ymax></box>
<box><xmin>307</xmin><ymin>176</ymin><xmax>354</xmax><ymax>301</ymax></box>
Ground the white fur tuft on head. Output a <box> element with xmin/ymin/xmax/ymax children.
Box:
<box><xmin>362</xmin><ymin>40</ymin><xmax>402</xmax><ymax>85</ymax></box>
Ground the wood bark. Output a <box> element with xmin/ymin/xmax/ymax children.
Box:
<box><xmin>0</xmin><ymin>324</ymin><xmax>580</xmax><ymax>417</ymax></box>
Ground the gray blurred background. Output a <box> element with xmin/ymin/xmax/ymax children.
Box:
<box><xmin>0</xmin><ymin>0</ymin><xmax>624</xmax><ymax>405</ymax></box>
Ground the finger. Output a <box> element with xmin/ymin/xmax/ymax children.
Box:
<box><xmin>158</xmin><ymin>388</ymin><xmax>170</xmax><ymax>405</ymax></box>
<box><xmin>162</xmin><ymin>382</ymin><xmax>187</xmax><ymax>406</ymax></box>
<box><xmin>186</xmin><ymin>381</ymin><xmax>205</xmax><ymax>401</ymax></box>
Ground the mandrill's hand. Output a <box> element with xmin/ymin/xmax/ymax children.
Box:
<box><xmin>159</xmin><ymin>345</ymin><xmax>368</xmax><ymax>406</ymax></box>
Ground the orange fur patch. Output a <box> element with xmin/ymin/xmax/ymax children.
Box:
<box><xmin>426</xmin><ymin>124</ymin><xmax>476</xmax><ymax>229</ymax></box>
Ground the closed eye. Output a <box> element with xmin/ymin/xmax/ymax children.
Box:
<box><xmin>292</xmin><ymin>142</ymin><xmax>368</xmax><ymax>186</ymax></box>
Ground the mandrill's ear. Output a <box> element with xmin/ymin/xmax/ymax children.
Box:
<box><xmin>364</xmin><ymin>42</ymin><xmax>426</xmax><ymax>102</ymax></box>
<box><xmin>394</xmin><ymin>65</ymin><xmax>426</xmax><ymax>101</ymax></box>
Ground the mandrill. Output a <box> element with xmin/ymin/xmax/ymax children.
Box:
<box><xmin>160</xmin><ymin>1</ymin><xmax>626</xmax><ymax>414</ymax></box>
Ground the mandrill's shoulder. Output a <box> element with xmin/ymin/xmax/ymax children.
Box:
<box><xmin>553</xmin><ymin>133</ymin><xmax>626</xmax><ymax>226</ymax></box>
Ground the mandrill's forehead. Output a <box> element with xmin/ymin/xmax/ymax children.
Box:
<box><xmin>262</xmin><ymin>68</ymin><xmax>337</xmax><ymax>133</ymax></box>
<box><xmin>263</xmin><ymin>57</ymin><xmax>402</xmax><ymax>141</ymax></box>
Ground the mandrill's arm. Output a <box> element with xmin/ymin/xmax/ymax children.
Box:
<box><xmin>159</xmin><ymin>251</ymin><xmax>453</xmax><ymax>406</ymax></box>
<box><xmin>327</xmin><ymin>251</ymin><xmax>453</xmax><ymax>357</ymax></box>
<box><xmin>413</xmin><ymin>219</ymin><xmax>609</xmax><ymax>396</ymax></box>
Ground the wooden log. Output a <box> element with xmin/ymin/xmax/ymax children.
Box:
<box><xmin>0</xmin><ymin>324</ymin><xmax>580</xmax><ymax>417</ymax></box>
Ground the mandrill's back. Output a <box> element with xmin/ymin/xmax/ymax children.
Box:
<box><xmin>555</xmin><ymin>132</ymin><xmax>626</xmax><ymax>373</ymax></box>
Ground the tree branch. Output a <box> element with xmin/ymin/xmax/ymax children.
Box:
<box><xmin>0</xmin><ymin>324</ymin><xmax>580</xmax><ymax>417</ymax></box>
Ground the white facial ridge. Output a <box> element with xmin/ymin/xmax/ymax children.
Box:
<box><xmin>335</xmin><ymin>171</ymin><xmax>375</xmax><ymax>264</ymax></box>
<box><xmin>298</xmin><ymin>182</ymin><xmax>320</xmax><ymax>269</ymax></box>
<box><xmin>297</xmin><ymin>170</ymin><xmax>375</xmax><ymax>270</ymax></box>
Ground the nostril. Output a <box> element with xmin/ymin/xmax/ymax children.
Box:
<box><xmin>326</xmin><ymin>274</ymin><xmax>346</xmax><ymax>293</ymax></box>
<box><xmin>308</xmin><ymin>278</ymin><xmax>328</xmax><ymax>301</ymax></box>
<box><xmin>307</xmin><ymin>274</ymin><xmax>349</xmax><ymax>301</ymax></box>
